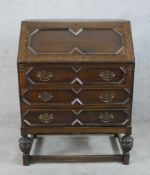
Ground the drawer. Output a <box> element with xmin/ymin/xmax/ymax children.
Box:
<box><xmin>22</xmin><ymin>109</ymin><xmax>130</xmax><ymax>127</ymax></box>
<box><xmin>21</xmin><ymin>88</ymin><xmax>130</xmax><ymax>106</ymax></box>
<box><xmin>23</xmin><ymin>65</ymin><xmax>127</xmax><ymax>86</ymax></box>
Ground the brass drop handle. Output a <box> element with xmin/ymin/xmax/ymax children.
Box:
<box><xmin>39</xmin><ymin>113</ymin><xmax>54</xmax><ymax>123</ymax></box>
<box><xmin>99</xmin><ymin>70</ymin><xmax>115</xmax><ymax>81</ymax></box>
<box><xmin>99</xmin><ymin>92</ymin><xmax>114</xmax><ymax>103</ymax></box>
<box><xmin>37</xmin><ymin>70</ymin><xmax>53</xmax><ymax>82</ymax></box>
<box><xmin>38</xmin><ymin>91</ymin><xmax>53</xmax><ymax>102</ymax></box>
<box><xmin>99</xmin><ymin>112</ymin><xmax>114</xmax><ymax>123</ymax></box>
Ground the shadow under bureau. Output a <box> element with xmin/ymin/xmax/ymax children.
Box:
<box><xmin>17</xmin><ymin>20</ymin><xmax>135</xmax><ymax>165</ymax></box>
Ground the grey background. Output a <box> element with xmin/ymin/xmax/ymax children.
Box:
<box><xmin>0</xmin><ymin>0</ymin><xmax>150</xmax><ymax>174</ymax></box>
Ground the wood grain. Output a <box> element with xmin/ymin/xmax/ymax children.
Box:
<box><xmin>18</xmin><ymin>20</ymin><xmax>135</xmax><ymax>165</ymax></box>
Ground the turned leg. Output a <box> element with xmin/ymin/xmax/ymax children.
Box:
<box><xmin>19</xmin><ymin>136</ymin><xmax>33</xmax><ymax>166</ymax></box>
<box><xmin>121</xmin><ymin>135</ymin><xmax>133</xmax><ymax>165</ymax></box>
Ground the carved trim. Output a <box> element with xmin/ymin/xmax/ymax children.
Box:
<box><xmin>69</xmin><ymin>47</ymin><xmax>84</xmax><ymax>54</ymax></box>
<box><xmin>121</xmin><ymin>135</ymin><xmax>133</xmax><ymax>153</ymax></box>
<box><xmin>22</xmin><ymin>109</ymin><xmax>130</xmax><ymax>127</ymax></box>
<box><xmin>115</xmin><ymin>46</ymin><xmax>124</xmax><ymax>54</ymax></box>
<box><xmin>28</xmin><ymin>28</ymin><xmax>124</xmax><ymax>55</ymax></box>
<box><xmin>21</xmin><ymin>88</ymin><xmax>130</xmax><ymax>106</ymax></box>
<box><xmin>25</xmin><ymin>66</ymin><xmax>126</xmax><ymax>86</ymax></box>
<box><xmin>122</xmin><ymin>119</ymin><xmax>129</xmax><ymax>125</ymax></box>
<box><xmin>71</xmin><ymin>98</ymin><xmax>83</xmax><ymax>105</ymax></box>
<box><xmin>71</xmin><ymin>77</ymin><xmax>83</xmax><ymax>85</ymax></box>
<box><xmin>71</xmin><ymin>66</ymin><xmax>82</xmax><ymax>73</ymax></box>
<box><xmin>19</xmin><ymin>136</ymin><xmax>33</xmax><ymax>154</ymax></box>
<box><xmin>72</xmin><ymin>88</ymin><xmax>82</xmax><ymax>94</ymax></box>
<box><xmin>119</xmin><ymin>66</ymin><xmax>127</xmax><ymax>84</ymax></box>
<box><xmin>121</xmin><ymin>88</ymin><xmax>130</xmax><ymax>105</ymax></box>
<box><xmin>28</xmin><ymin>29</ymin><xmax>39</xmax><ymax>54</ymax></box>
<box><xmin>69</xmin><ymin>28</ymin><xmax>83</xmax><ymax>36</ymax></box>
<box><xmin>72</xmin><ymin>119</ymin><xmax>83</xmax><ymax>126</ymax></box>
<box><xmin>22</xmin><ymin>88</ymin><xmax>31</xmax><ymax>105</ymax></box>
<box><xmin>72</xmin><ymin>109</ymin><xmax>83</xmax><ymax>115</ymax></box>
<box><xmin>23</xmin><ymin>110</ymin><xmax>32</xmax><ymax>126</ymax></box>
<box><xmin>98</xmin><ymin>88</ymin><xmax>130</xmax><ymax>105</ymax></box>
<box><xmin>24</xmin><ymin>119</ymin><xmax>31</xmax><ymax>126</ymax></box>
<box><xmin>99</xmin><ymin>66</ymin><xmax>126</xmax><ymax>84</ymax></box>
<box><xmin>112</xmin><ymin>28</ymin><xmax>125</xmax><ymax>54</ymax></box>
<box><xmin>25</xmin><ymin>67</ymin><xmax>36</xmax><ymax>85</ymax></box>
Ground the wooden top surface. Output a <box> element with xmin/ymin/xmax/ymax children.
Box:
<box><xmin>17</xmin><ymin>20</ymin><xmax>135</xmax><ymax>63</ymax></box>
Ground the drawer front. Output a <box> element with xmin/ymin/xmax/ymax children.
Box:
<box><xmin>24</xmin><ymin>65</ymin><xmax>126</xmax><ymax>86</ymax></box>
<box><xmin>22</xmin><ymin>109</ymin><xmax>130</xmax><ymax>127</ymax></box>
<box><xmin>21</xmin><ymin>88</ymin><xmax>130</xmax><ymax>106</ymax></box>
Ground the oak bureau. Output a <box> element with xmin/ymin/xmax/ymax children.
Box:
<box><xmin>17</xmin><ymin>20</ymin><xmax>135</xmax><ymax>165</ymax></box>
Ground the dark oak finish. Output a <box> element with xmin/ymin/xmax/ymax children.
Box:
<box><xmin>21</xmin><ymin>88</ymin><xmax>130</xmax><ymax>106</ymax></box>
<box><xmin>30</xmin><ymin>155</ymin><xmax>123</xmax><ymax>163</ymax></box>
<box><xmin>22</xmin><ymin>109</ymin><xmax>130</xmax><ymax>127</ymax></box>
<box><xmin>18</xmin><ymin>20</ymin><xmax>134</xmax><ymax>63</ymax></box>
<box><xmin>17</xmin><ymin>20</ymin><xmax>135</xmax><ymax>165</ymax></box>
<box><xmin>24</xmin><ymin>65</ymin><xmax>127</xmax><ymax>85</ymax></box>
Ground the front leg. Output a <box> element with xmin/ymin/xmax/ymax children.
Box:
<box><xmin>121</xmin><ymin>135</ymin><xmax>133</xmax><ymax>165</ymax></box>
<box><xmin>19</xmin><ymin>136</ymin><xmax>33</xmax><ymax>166</ymax></box>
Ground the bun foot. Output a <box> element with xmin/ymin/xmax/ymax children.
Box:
<box><xmin>19</xmin><ymin>136</ymin><xmax>33</xmax><ymax>166</ymax></box>
<box><xmin>121</xmin><ymin>135</ymin><xmax>133</xmax><ymax>165</ymax></box>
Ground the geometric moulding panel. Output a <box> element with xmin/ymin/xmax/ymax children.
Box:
<box><xmin>28</xmin><ymin>28</ymin><xmax>125</xmax><ymax>55</ymax></box>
